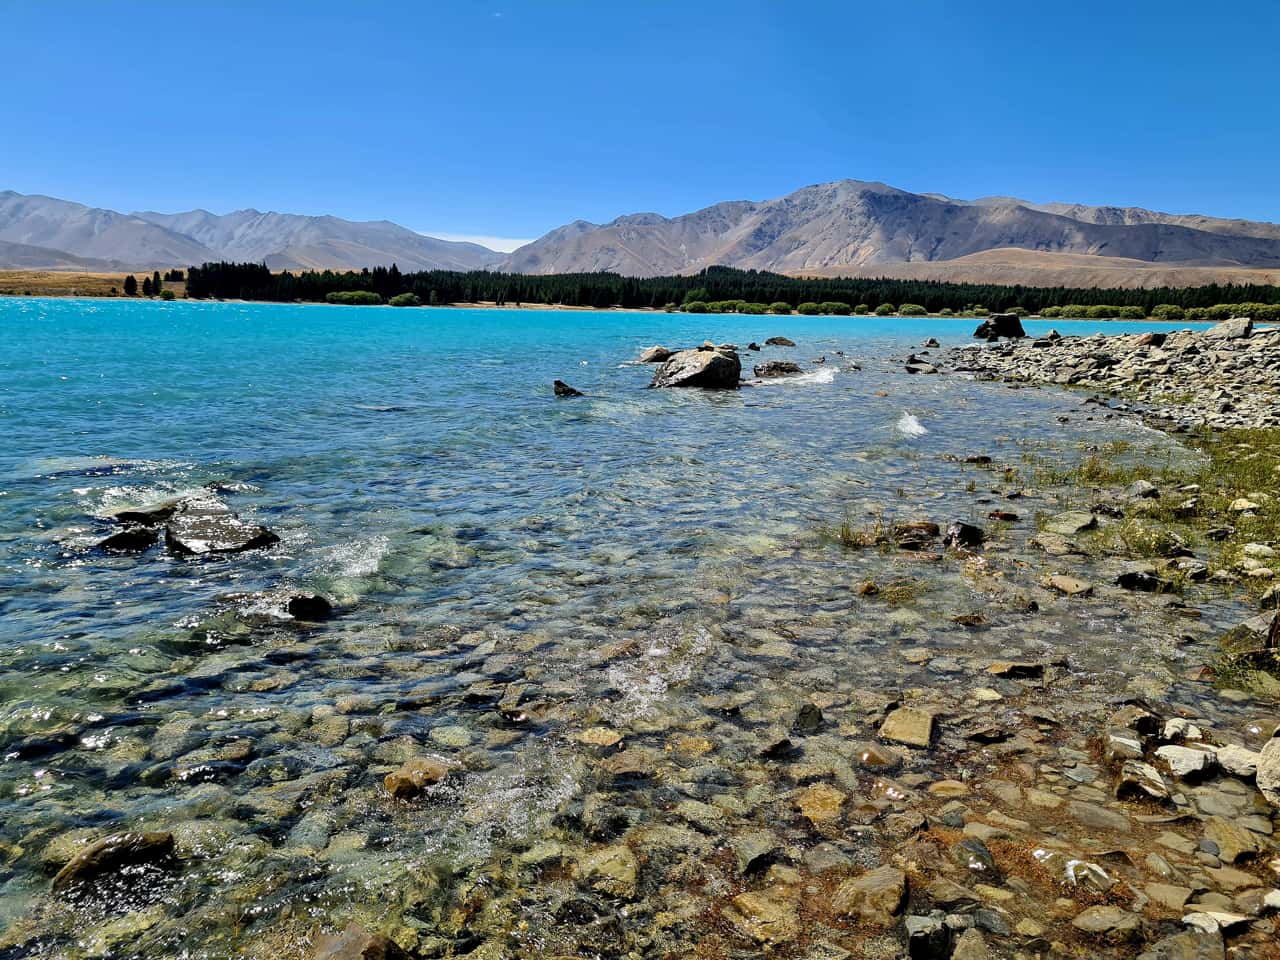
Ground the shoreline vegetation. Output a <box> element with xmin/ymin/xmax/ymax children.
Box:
<box><xmin>6</xmin><ymin>262</ymin><xmax>1280</xmax><ymax>321</ymax></box>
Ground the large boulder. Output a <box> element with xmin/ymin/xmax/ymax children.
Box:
<box><xmin>753</xmin><ymin>361</ymin><xmax>802</xmax><ymax>378</ymax></box>
<box><xmin>164</xmin><ymin>497</ymin><xmax>279</xmax><ymax>557</ymax></box>
<box><xmin>1204</xmin><ymin>317</ymin><xmax>1252</xmax><ymax>340</ymax></box>
<box><xmin>973</xmin><ymin>314</ymin><xmax>1026</xmax><ymax>339</ymax></box>
<box><xmin>764</xmin><ymin>336</ymin><xmax>796</xmax><ymax>347</ymax></box>
<box><xmin>650</xmin><ymin>348</ymin><xmax>741</xmax><ymax>389</ymax></box>
<box><xmin>553</xmin><ymin>379</ymin><xmax>584</xmax><ymax>397</ymax></box>
<box><xmin>51</xmin><ymin>831</ymin><xmax>176</xmax><ymax>896</ymax></box>
<box><xmin>1259</xmin><ymin>731</ymin><xmax>1280</xmax><ymax>808</ymax></box>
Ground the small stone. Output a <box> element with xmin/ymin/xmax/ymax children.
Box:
<box><xmin>1116</xmin><ymin>760</ymin><xmax>1171</xmax><ymax>803</ymax></box>
<box><xmin>1156</xmin><ymin>745</ymin><xmax>1215</xmax><ymax>779</ymax></box>
<box><xmin>1044</xmin><ymin>511</ymin><xmax>1097</xmax><ymax>536</ymax></box>
<box><xmin>728</xmin><ymin>890</ymin><xmax>798</xmax><ymax>945</ymax></box>
<box><xmin>950</xmin><ymin>929</ymin><xmax>991</xmax><ymax>960</ymax></box>
<box><xmin>1044</xmin><ymin>574</ymin><xmax>1094</xmax><ymax>596</ymax></box>
<box><xmin>313</xmin><ymin>924</ymin><xmax>410</xmax><ymax>960</ymax></box>
<box><xmin>384</xmin><ymin>757</ymin><xmax>451</xmax><ymax>799</ymax></box>
<box><xmin>733</xmin><ymin>830</ymin><xmax>781</xmax><ymax>875</ymax></box>
<box><xmin>286</xmin><ymin>595</ymin><xmax>333</xmax><ymax>620</ymax></box>
<box><xmin>880</xmin><ymin>706</ymin><xmax>934</xmax><ymax>748</ymax></box>
<box><xmin>1203</xmin><ymin>816</ymin><xmax>1263</xmax><ymax>864</ymax></box>
<box><xmin>429</xmin><ymin>725</ymin><xmax>472</xmax><ymax>748</ymax></box>
<box><xmin>831</xmin><ymin>866</ymin><xmax>907</xmax><ymax>927</ymax></box>
<box><xmin>1146</xmin><ymin>883</ymin><xmax>1194</xmax><ymax>910</ymax></box>
<box><xmin>796</xmin><ymin>782</ymin><xmax>846</xmax><ymax>825</ymax></box>
<box><xmin>575</xmin><ymin>843</ymin><xmax>638</xmax><ymax>898</ymax></box>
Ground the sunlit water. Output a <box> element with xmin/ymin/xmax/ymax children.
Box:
<box><xmin>0</xmin><ymin>299</ymin><xmax>1241</xmax><ymax>956</ymax></box>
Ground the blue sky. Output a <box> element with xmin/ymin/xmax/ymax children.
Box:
<box><xmin>2</xmin><ymin>0</ymin><xmax>1277</xmax><ymax>249</ymax></box>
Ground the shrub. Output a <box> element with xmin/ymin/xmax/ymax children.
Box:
<box><xmin>796</xmin><ymin>302</ymin><xmax>820</xmax><ymax>315</ymax></box>
<box><xmin>389</xmin><ymin>292</ymin><xmax>422</xmax><ymax>307</ymax></box>
<box><xmin>1186</xmin><ymin>307</ymin><xmax>1210</xmax><ymax>321</ymax></box>
<box><xmin>160</xmin><ymin>289</ymin><xmax>176</xmax><ymax>301</ymax></box>
<box><xmin>1061</xmin><ymin>304</ymin><xmax>1089</xmax><ymax>318</ymax></box>
<box><xmin>1086</xmin><ymin>304</ymin><xmax>1120</xmax><ymax>319</ymax></box>
<box><xmin>326</xmin><ymin>290</ymin><xmax>382</xmax><ymax>305</ymax></box>
<box><xmin>707</xmin><ymin>300</ymin><xmax>741</xmax><ymax>313</ymax></box>
<box><xmin>1116</xmin><ymin>305</ymin><xmax>1145</xmax><ymax>319</ymax></box>
<box><xmin>739</xmin><ymin>302</ymin><xmax>769</xmax><ymax>315</ymax></box>
<box><xmin>663</xmin><ymin>302</ymin><xmax>677</xmax><ymax>312</ymax></box>
<box><xmin>874</xmin><ymin>303</ymin><xmax>895</xmax><ymax>316</ymax></box>
<box><xmin>1150</xmin><ymin>304</ymin><xmax>1184</xmax><ymax>320</ymax></box>
<box><xmin>938</xmin><ymin>307</ymin><xmax>954</xmax><ymax>317</ymax></box>
<box><xmin>769</xmin><ymin>301</ymin><xmax>792</xmax><ymax>314</ymax></box>
<box><xmin>819</xmin><ymin>301</ymin><xmax>852</xmax><ymax>315</ymax></box>
<box><xmin>898</xmin><ymin>303</ymin><xmax>927</xmax><ymax>316</ymax></box>
<box><xmin>1006</xmin><ymin>306</ymin><xmax>1028</xmax><ymax>317</ymax></box>
<box><xmin>1040</xmin><ymin>306</ymin><xmax>1063</xmax><ymax>318</ymax></box>
<box><xmin>853</xmin><ymin>304</ymin><xmax>870</xmax><ymax>315</ymax></box>
<box><xmin>684</xmin><ymin>300</ymin><xmax>708</xmax><ymax>314</ymax></box>
<box><xmin>971</xmin><ymin>304</ymin><xmax>988</xmax><ymax>316</ymax></box>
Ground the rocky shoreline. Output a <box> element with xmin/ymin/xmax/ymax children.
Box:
<box><xmin>946</xmin><ymin>317</ymin><xmax>1280</xmax><ymax>432</ymax></box>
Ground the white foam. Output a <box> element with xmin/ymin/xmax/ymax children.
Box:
<box><xmin>896</xmin><ymin>412</ymin><xmax>928</xmax><ymax>437</ymax></box>
<box><xmin>754</xmin><ymin>366</ymin><xmax>838</xmax><ymax>387</ymax></box>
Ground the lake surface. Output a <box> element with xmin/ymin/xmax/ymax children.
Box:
<box><xmin>0</xmin><ymin>299</ymin><xmax>1243</xmax><ymax>957</ymax></box>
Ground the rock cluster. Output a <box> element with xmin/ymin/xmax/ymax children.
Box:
<box><xmin>950</xmin><ymin>320</ymin><xmax>1280</xmax><ymax>430</ymax></box>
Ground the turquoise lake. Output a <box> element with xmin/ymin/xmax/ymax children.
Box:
<box><xmin>0</xmin><ymin>298</ymin><xmax>1239</xmax><ymax>957</ymax></box>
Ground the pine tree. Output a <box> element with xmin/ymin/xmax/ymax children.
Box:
<box><xmin>123</xmin><ymin>275</ymin><xmax>138</xmax><ymax>296</ymax></box>
<box><xmin>152</xmin><ymin>271</ymin><xmax>162</xmax><ymax>295</ymax></box>
<box><xmin>142</xmin><ymin>277</ymin><xmax>153</xmax><ymax>296</ymax></box>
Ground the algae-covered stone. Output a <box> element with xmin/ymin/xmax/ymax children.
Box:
<box><xmin>383</xmin><ymin>757</ymin><xmax>451</xmax><ymax>799</ymax></box>
<box><xmin>575</xmin><ymin>843</ymin><xmax>638</xmax><ymax>898</ymax></box>
<box><xmin>831</xmin><ymin>865</ymin><xmax>907</xmax><ymax>927</ymax></box>
<box><xmin>51</xmin><ymin>831</ymin><xmax>176</xmax><ymax>896</ymax></box>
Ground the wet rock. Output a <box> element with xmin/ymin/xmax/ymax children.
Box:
<box><xmin>943</xmin><ymin>522</ymin><xmax>985</xmax><ymax>549</ymax></box>
<box><xmin>1136</xmin><ymin>929</ymin><xmax>1225</xmax><ymax>960</ymax></box>
<box><xmin>51</xmin><ymin>831</ymin><xmax>176</xmax><ymax>896</ymax></box>
<box><xmin>553</xmin><ymin>379</ymin><xmax>584</xmax><ymax>397</ymax></box>
<box><xmin>950</xmin><ymin>838</ymin><xmax>997</xmax><ymax>875</ymax></box>
<box><xmin>312</xmin><ymin>924</ymin><xmax>410</xmax><ymax>960</ymax></box>
<box><xmin>287</xmin><ymin>595</ymin><xmax>333</xmax><ymax>621</ymax></box>
<box><xmin>792</xmin><ymin>702</ymin><xmax>824</xmax><ymax>733</ymax></box>
<box><xmin>1117</xmin><ymin>564</ymin><xmax>1175</xmax><ymax>593</ymax></box>
<box><xmin>1045</xmin><ymin>573</ymin><xmax>1094</xmax><ymax>596</ymax></box>
<box><xmin>113</xmin><ymin>502</ymin><xmax>178</xmax><ymax>525</ymax></box>
<box><xmin>601</xmin><ymin>747</ymin><xmax>659</xmax><ymax>780</ymax></box>
<box><xmin>733</xmin><ymin>830</ymin><xmax>781</xmax><ymax>875</ymax></box>
<box><xmin>1030</xmin><ymin>532</ymin><xmax>1083</xmax><ymax>556</ymax></box>
<box><xmin>1044</xmin><ymin>511</ymin><xmax>1097</xmax><ymax>536</ymax></box>
<box><xmin>638</xmin><ymin>345</ymin><xmax>673</xmax><ymax>363</ymax></box>
<box><xmin>728</xmin><ymin>889</ymin><xmax>799</xmax><ymax>945</ymax></box>
<box><xmin>893</xmin><ymin>520</ymin><xmax>940</xmax><ymax>549</ymax></box>
<box><xmin>1070</xmin><ymin>905</ymin><xmax>1143</xmax><ymax>942</ymax></box>
<box><xmin>753</xmin><ymin>360</ymin><xmax>803</xmax><ymax>378</ymax></box>
<box><xmin>383</xmin><ymin>757</ymin><xmax>452</xmax><ymax>799</ymax></box>
<box><xmin>97</xmin><ymin>527</ymin><xmax>160</xmax><ymax>553</ymax></box>
<box><xmin>831</xmin><ymin>865</ymin><xmax>906</xmax><ymax>927</ymax></box>
<box><xmin>922</xmin><ymin>337</ymin><xmax>941</xmax><ymax>348</ymax></box>
<box><xmin>575</xmin><ymin>843</ymin><xmax>638</xmax><ymax>898</ymax></box>
<box><xmin>765</xmin><ymin>336</ymin><xmax>796</xmax><ymax>347</ymax></box>
<box><xmin>796</xmin><ymin>782</ymin><xmax>846</xmax><ymax>826</ymax></box>
<box><xmin>880</xmin><ymin>706</ymin><xmax>935</xmax><ymax>748</ymax></box>
<box><xmin>747</xmin><ymin>342</ymin><xmax>761</xmax><ymax>351</ymax></box>
<box><xmin>650</xmin><ymin>348</ymin><xmax>741</xmax><ymax>389</ymax></box>
<box><xmin>164</xmin><ymin>498</ymin><xmax>279</xmax><ymax>556</ymax></box>
<box><xmin>973</xmin><ymin>314</ymin><xmax>1026</xmax><ymax>339</ymax></box>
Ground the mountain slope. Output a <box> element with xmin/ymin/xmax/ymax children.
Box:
<box><xmin>0</xmin><ymin>239</ymin><xmax>121</xmax><ymax>271</ymax></box>
<box><xmin>0</xmin><ymin>191</ymin><xmax>503</xmax><ymax>271</ymax></box>
<box><xmin>501</xmin><ymin>180</ymin><xmax>1280</xmax><ymax>277</ymax></box>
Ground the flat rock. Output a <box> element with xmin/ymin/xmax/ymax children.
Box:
<box><xmin>753</xmin><ymin>360</ymin><xmax>802</xmax><ymax>378</ymax></box>
<box><xmin>1136</xmin><ymin>929</ymin><xmax>1225</xmax><ymax>960</ymax></box>
<box><xmin>879</xmin><ymin>706</ymin><xmax>934</xmax><ymax>748</ymax></box>
<box><xmin>164</xmin><ymin>498</ymin><xmax>279</xmax><ymax>556</ymax></box>
<box><xmin>728</xmin><ymin>889</ymin><xmax>799</xmax><ymax>945</ymax></box>
<box><xmin>1044</xmin><ymin>511</ymin><xmax>1097</xmax><ymax>536</ymax></box>
<box><xmin>638</xmin><ymin>345</ymin><xmax>673</xmax><ymax>363</ymax></box>
<box><xmin>1156</xmin><ymin>744</ymin><xmax>1215</xmax><ymax>779</ymax></box>
<box><xmin>1203</xmin><ymin>815</ymin><xmax>1262</xmax><ymax>863</ymax></box>
<box><xmin>1071</xmin><ymin>905</ymin><xmax>1143</xmax><ymax>942</ymax></box>
<box><xmin>1259</xmin><ymin>736</ymin><xmax>1280</xmax><ymax>808</ymax></box>
<box><xmin>764</xmin><ymin>336</ymin><xmax>796</xmax><ymax>347</ymax></box>
<box><xmin>1045</xmin><ymin>573</ymin><xmax>1094</xmax><ymax>596</ymax></box>
<box><xmin>1067</xmin><ymin>800</ymin><xmax>1129</xmax><ymax>832</ymax></box>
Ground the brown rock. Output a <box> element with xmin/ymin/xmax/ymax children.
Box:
<box><xmin>383</xmin><ymin>757</ymin><xmax>451</xmax><ymax>800</ymax></box>
<box><xmin>313</xmin><ymin>925</ymin><xmax>410</xmax><ymax>960</ymax></box>
<box><xmin>831</xmin><ymin>865</ymin><xmax>907</xmax><ymax>927</ymax></box>
<box><xmin>51</xmin><ymin>831</ymin><xmax>176</xmax><ymax>896</ymax></box>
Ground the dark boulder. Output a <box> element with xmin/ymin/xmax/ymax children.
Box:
<box><xmin>747</xmin><ymin>342</ymin><xmax>761</xmax><ymax>351</ymax></box>
<box><xmin>112</xmin><ymin>502</ymin><xmax>178</xmax><ymax>525</ymax></box>
<box><xmin>650</xmin><ymin>349</ymin><xmax>741</xmax><ymax>389</ymax></box>
<box><xmin>943</xmin><ymin>522</ymin><xmax>985</xmax><ymax>549</ymax></box>
<box><xmin>973</xmin><ymin>314</ymin><xmax>1026</xmax><ymax>339</ymax></box>
<box><xmin>764</xmin><ymin>336</ymin><xmax>796</xmax><ymax>347</ymax></box>
<box><xmin>98</xmin><ymin>527</ymin><xmax>160</xmax><ymax>553</ymax></box>
<box><xmin>287</xmin><ymin>595</ymin><xmax>334</xmax><ymax>621</ymax></box>
<box><xmin>1136</xmin><ymin>332</ymin><xmax>1167</xmax><ymax>347</ymax></box>
<box><xmin>553</xmin><ymin>380</ymin><xmax>584</xmax><ymax>397</ymax></box>
<box><xmin>51</xmin><ymin>831</ymin><xmax>176</xmax><ymax>897</ymax></box>
<box><xmin>922</xmin><ymin>338</ymin><xmax>940</xmax><ymax>348</ymax></box>
<box><xmin>163</xmin><ymin>498</ymin><xmax>280</xmax><ymax>557</ymax></box>
<box><xmin>753</xmin><ymin>361</ymin><xmax>802</xmax><ymax>378</ymax></box>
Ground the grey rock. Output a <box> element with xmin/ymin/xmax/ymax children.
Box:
<box><xmin>1203</xmin><ymin>317</ymin><xmax>1252</xmax><ymax>341</ymax></box>
<box><xmin>51</xmin><ymin>831</ymin><xmax>176</xmax><ymax>896</ymax></box>
<box><xmin>1136</xmin><ymin>930</ymin><xmax>1225</xmax><ymax>960</ymax></box>
<box><xmin>164</xmin><ymin>498</ymin><xmax>279</xmax><ymax>556</ymax></box>
<box><xmin>650</xmin><ymin>348</ymin><xmax>741</xmax><ymax>389</ymax></box>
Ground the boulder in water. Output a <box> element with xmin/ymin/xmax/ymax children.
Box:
<box><xmin>287</xmin><ymin>595</ymin><xmax>334</xmax><ymax>621</ymax></box>
<box><xmin>97</xmin><ymin>527</ymin><xmax>160</xmax><ymax>553</ymax></box>
<box><xmin>638</xmin><ymin>345</ymin><xmax>673</xmax><ymax>363</ymax></box>
<box><xmin>973</xmin><ymin>314</ymin><xmax>1026</xmax><ymax>339</ymax></box>
<box><xmin>764</xmin><ymin>336</ymin><xmax>796</xmax><ymax>347</ymax></box>
<box><xmin>553</xmin><ymin>379</ymin><xmax>584</xmax><ymax>397</ymax></box>
<box><xmin>753</xmin><ymin>361</ymin><xmax>802</xmax><ymax>378</ymax></box>
<box><xmin>51</xmin><ymin>831</ymin><xmax>176</xmax><ymax>897</ymax></box>
<box><xmin>164</xmin><ymin>497</ymin><xmax>279</xmax><ymax>557</ymax></box>
<box><xmin>650</xmin><ymin>348</ymin><xmax>741</xmax><ymax>389</ymax></box>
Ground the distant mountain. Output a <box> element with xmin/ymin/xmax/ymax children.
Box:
<box><xmin>499</xmin><ymin>179</ymin><xmax>1280</xmax><ymax>277</ymax></box>
<box><xmin>0</xmin><ymin>239</ymin><xmax>120</xmax><ymax>271</ymax></box>
<box><xmin>0</xmin><ymin>191</ymin><xmax>504</xmax><ymax>272</ymax></box>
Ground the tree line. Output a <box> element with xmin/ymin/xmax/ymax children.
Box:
<box><xmin>182</xmin><ymin>262</ymin><xmax>1280</xmax><ymax>314</ymax></box>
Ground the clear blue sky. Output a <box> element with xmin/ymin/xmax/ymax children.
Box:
<box><xmin>2</xmin><ymin>0</ymin><xmax>1277</xmax><ymax>248</ymax></box>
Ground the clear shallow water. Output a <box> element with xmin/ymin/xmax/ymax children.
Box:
<box><xmin>0</xmin><ymin>299</ymin><xmax>1242</xmax><ymax>957</ymax></box>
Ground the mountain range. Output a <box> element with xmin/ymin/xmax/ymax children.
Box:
<box><xmin>4</xmin><ymin>181</ymin><xmax>1280</xmax><ymax>288</ymax></box>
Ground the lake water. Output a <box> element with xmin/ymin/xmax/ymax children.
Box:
<box><xmin>0</xmin><ymin>299</ymin><xmax>1243</xmax><ymax>957</ymax></box>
